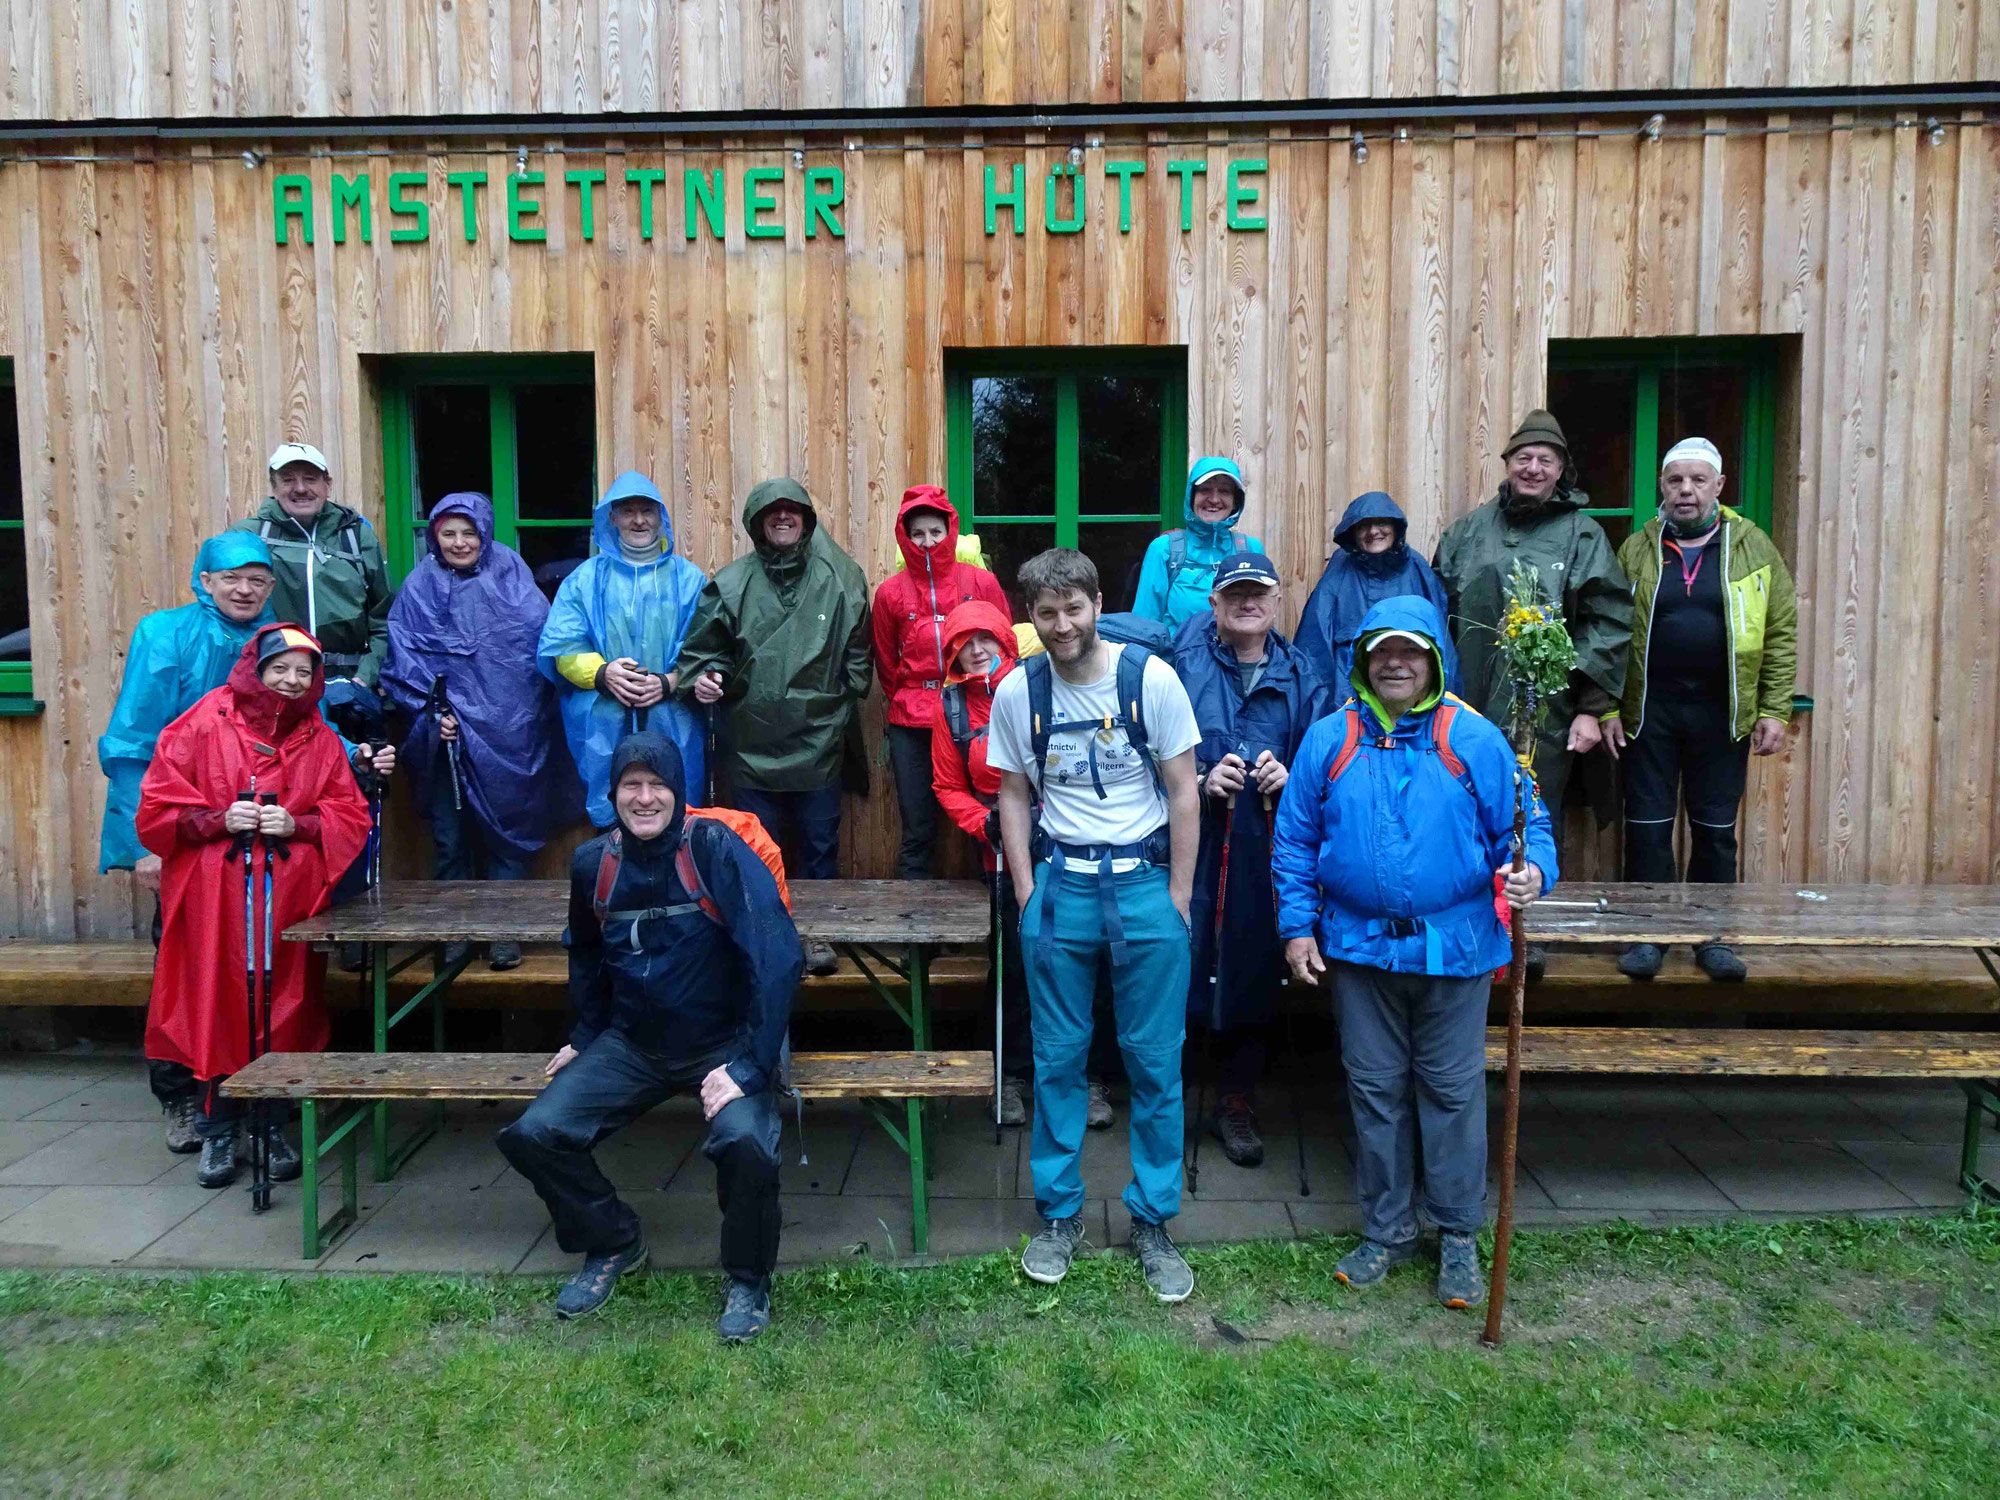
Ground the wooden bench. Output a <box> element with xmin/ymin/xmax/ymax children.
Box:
<box><xmin>1488</xmin><ymin>1025</ymin><xmax>2000</xmax><ymax>1204</ymax></box>
<box><xmin>223</xmin><ymin>1049</ymin><xmax>994</xmax><ymax>1259</ymax></box>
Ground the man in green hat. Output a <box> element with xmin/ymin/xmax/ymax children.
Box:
<box><xmin>1434</xmin><ymin>409</ymin><xmax>1630</xmax><ymax>976</ymax></box>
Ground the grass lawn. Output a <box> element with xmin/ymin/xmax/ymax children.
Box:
<box><xmin>4</xmin><ymin>1212</ymin><xmax>1997</xmax><ymax>1499</ymax></box>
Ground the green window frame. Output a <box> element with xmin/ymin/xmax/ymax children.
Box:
<box><xmin>377</xmin><ymin>353</ymin><xmax>596</xmax><ymax>583</ymax></box>
<box><xmin>945</xmin><ymin>346</ymin><xmax>1188</xmax><ymax>545</ymax></box>
<box><xmin>1547</xmin><ymin>337</ymin><xmax>1780</xmax><ymax>537</ymax></box>
<box><xmin>0</xmin><ymin>359</ymin><xmax>33</xmax><ymax>707</ymax></box>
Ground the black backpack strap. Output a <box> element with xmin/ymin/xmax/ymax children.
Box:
<box><xmin>940</xmin><ymin>683</ymin><xmax>976</xmax><ymax>767</ymax></box>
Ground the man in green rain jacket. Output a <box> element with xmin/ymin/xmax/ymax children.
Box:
<box><xmin>676</xmin><ymin>479</ymin><xmax>872</xmax><ymax>973</ymax></box>
<box><xmin>1434</xmin><ymin>409</ymin><xmax>1630</xmax><ymax>978</ymax></box>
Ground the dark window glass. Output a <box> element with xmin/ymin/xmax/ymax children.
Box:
<box><xmin>1658</xmin><ymin>365</ymin><xmax>1747</xmax><ymax>481</ymax></box>
<box><xmin>1077</xmin><ymin>376</ymin><xmax>1164</xmax><ymax>517</ymax></box>
<box><xmin>517</xmin><ymin>526</ymin><xmax>594</xmax><ymax>603</ymax></box>
<box><xmin>980</xmin><ymin>522</ymin><xmax>1058</xmax><ymax>619</ymax></box>
<box><xmin>514</xmin><ymin>385</ymin><xmax>597</xmax><ymax>521</ymax></box>
<box><xmin>1077</xmin><ymin>521</ymin><xmax>1158</xmax><ymax>613</ymax></box>
<box><xmin>0</xmin><ymin>382</ymin><xmax>24</xmax><ymax>661</ymax></box>
<box><xmin>411</xmin><ymin>385</ymin><xmax>492</xmax><ymax>555</ymax></box>
<box><xmin>0</xmin><ymin>385</ymin><xmax>20</xmax><ymax>521</ymax></box>
<box><xmin>1547</xmin><ymin>365</ymin><xmax>1638</xmax><ymax>551</ymax></box>
<box><xmin>973</xmin><ymin>377</ymin><xmax>1056</xmax><ymax>518</ymax></box>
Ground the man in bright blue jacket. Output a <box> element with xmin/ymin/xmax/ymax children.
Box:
<box><xmin>1272</xmin><ymin>595</ymin><xmax>1555</xmax><ymax>1311</ymax></box>
<box><xmin>1294</xmin><ymin>492</ymin><xmax>1459</xmax><ymax>696</ymax></box>
<box><xmin>1130</xmin><ymin>456</ymin><xmax>1268</xmax><ymax>633</ymax></box>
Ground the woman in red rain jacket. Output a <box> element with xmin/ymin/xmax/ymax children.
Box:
<box><xmin>138</xmin><ymin>624</ymin><xmax>371</xmax><ymax>1190</ymax></box>
<box><xmin>871</xmin><ymin>486</ymin><xmax>1011</xmax><ymax>879</ymax></box>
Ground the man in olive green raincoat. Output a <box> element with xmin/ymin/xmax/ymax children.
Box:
<box><xmin>676</xmin><ymin>479</ymin><xmax>872</xmax><ymax>972</ymax></box>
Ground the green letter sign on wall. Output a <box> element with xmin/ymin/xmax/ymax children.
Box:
<box><xmin>805</xmin><ymin>168</ymin><xmax>845</xmax><ymax>238</ymax></box>
<box><xmin>507</xmin><ymin>172</ymin><xmax>546</xmax><ymax>242</ymax></box>
<box><xmin>1226</xmin><ymin>160</ymin><xmax>1268</xmax><ymax>231</ymax></box>
<box><xmin>685</xmin><ymin>169</ymin><xmax>725</xmax><ymax>240</ymax></box>
<box><xmin>388</xmin><ymin>173</ymin><xmax>429</xmax><ymax>242</ymax></box>
<box><xmin>445</xmin><ymin>171</ymin><xmax>487</xmax><ymax>241</ymax></box>
<box><xmin>984</xmin><ymin>163</ymin><xmax>1026</xmax><ymax>236</ymax></box>
<box><xmin>272</xmin><ymin>174</ymin><xmax>314</xmax><ymax>245</ymax></box>
<box><xmin>330</xmin><ymin>173</ymin><xmax>371</xmax><ymax>243</ymax></box>
<box><xmin>566</xmin><ymin>169</ymin><xmax>606</xmax><ymax>241</ymax></box>
<box><xmin>743</xmin><ymin>167</ymin><xmax>785</xmax><ymax>239</ymax></box>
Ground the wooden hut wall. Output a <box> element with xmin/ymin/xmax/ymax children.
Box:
<box><xmin>0</xmin><ymin>0</ymin><xmax>1990</xmax><ymax>121</ymax></box>
<box><xmin>0</xmin><ymin>110</ymin><xmax>1996</xmax><ymax>938</ymax></box>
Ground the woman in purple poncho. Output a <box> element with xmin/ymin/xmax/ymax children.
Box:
<box><xmin>383</xmin><ymin>492</ymin><xmax>566</xmax><ymax>969</ymax></box>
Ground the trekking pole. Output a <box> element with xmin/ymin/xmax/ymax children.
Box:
<box><xmin>431</xmin><ymin>673</ymin><xmax>461</xmax><ymax>816</ymax></box>
<box><xmin>1481</xmin><ymin>765</ymin><xmax>1531</xmax><ymax>1349</ymax></box>
<box><xmin>230</xmin><ymin>787</ymin><xmax>257</xmax><ymax>1206</ymax></box>
<box><xmin>252</xmin><ymin>791</ymin><xmax>289</xmax><ymax>1213</ymax></box>
<box><xmin>991</xmin><ymin>852</ymin><xmax>1004</xmax><ymax>1144</ymax></box>
<box><xmin>366</xmin><ymin>737</ymin><xmax>390</xmax><ymax>887</ymax></box>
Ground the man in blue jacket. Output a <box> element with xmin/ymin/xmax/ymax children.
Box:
<box><xmin>1173</xmin><ymin>553</ymin><xmax>1329</xmax><ymax>1168</ymax></box>
<box><xmin>1272</xmin><ymin>596</ymin><xmax>1556</xmax><ymax>1311</ymax></box>
<box><xmin>497</xmin><ymin>732</ymin><xmax>803</xmax><ymax>1340</ymax></box>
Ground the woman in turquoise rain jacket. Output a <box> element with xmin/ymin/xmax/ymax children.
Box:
<box><xmin>1130</xmin><ymin>456</ymin><xmax>1267</xmax><ymax>633</ymax></box>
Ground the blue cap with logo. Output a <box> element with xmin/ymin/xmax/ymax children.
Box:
<box><xmin>1211</xmin><ymin>552</ymin><xmax>1281</xmax><ymax>592</ymax></box>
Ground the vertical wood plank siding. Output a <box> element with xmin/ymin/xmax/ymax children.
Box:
<box><xmin>0</xmin><ymin>0</ymin><xmax>1989</xmax><ymax>119</ymax></box>
<box><xmin>1</xmin><ymin>112</ymin><xmax>1995</xmax><ymax>936</ymax></box>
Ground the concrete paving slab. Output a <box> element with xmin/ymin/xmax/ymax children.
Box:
<box><xmin>0</xmin><ymin>1186</ymin><xmax>53</xmax><ymax>1225</ymax></box>
<box><xmin>845</xmin><ymin>1109</ymin><xmax>1023</xmax><ymax>1200</ymax></box>
<box><xmin>0</xmin><ymin>1122</ymin><xmax>76</xmax><ymax>1172</ymax></box>
<box><xmin>567</xmin><ymin>1120</ymin><xmax>705</xmax><ymax>1195</ymax></box>
<box><xmin>0</xmin><ymin>1185</ymin><xmax>213</xmax><ymax>1266</ymax></box>
<box><xmin>513</xmin><ymin>1190</ymin><xmax>726</xmax><ymax>1276</ymax></box>
<box><xmin>777</xmin><ymin>1194</ymin><xmax>914</xmax><ymax>1265</ymax></box>
<box><xmin>1839</xmin><ymin>1081</ymin><xmax>1974</xmax><ymax>1145</ymax></box>
<box><xmin>1107</xmin><ymin>1197</ymin><xmax>1294</xmax><ymax>1247</ymax></box>
<box><xmin>1286</xmin><ymin>1200</ymin><xmax>1364</xmax><ymax>1240</ymax></box>
<box><xmin>1185</xmin><ymin>1131</ymin><xmax>1353</xmax><ymax>1203</ymax></box>
<box><xmin>662</xmin><ymin>1106</ymin><xmax>856</xmax><ymax>1196</ymax></box>
<box><xmin>319</xmin><ymin>1183</ymin><xmax>548</xmax><ymax>1273</ymax></box>
<box><xmin>0</xmin><ymin>1121</ymin><xmax>191</xmax><ymax>1187</ymax></box>
<box><xmin>380</xmin><ymin>1119</ymin><xmax>515</xmax><ymax>1188</ymax></box>
<box><xmin>129</xmin><ymin>1180</ymin><xmax>401</xmax><ymax>1269</ymax></box>
<box><xmin>1541</xmin><ymin>1079</ymin><xmax>1743</xmax><ymax>1142</ymax></box>
<box><xmin>1519</xmin><ymin>1138</ymin><xmax>1735</xmax><ymax>1213</ymax></box>
<box><xmin>0</xmin><ymin>1067</ymin><xmax>104</xmax><ymax>1121</ymax></box>
<box><xmin>21</xmin><ymin>1071</ymin><xmax>164</xmax><ymax>1123</ymax></box>
<box><xmin>922</xmin><ymin>1196</ymin><xmax>1066</xmax><ymax>1260</ymax></box>
<box><xmin>1678</xmin><ymin>1139</ymin><xmax>1916</xmax><ymax>1212</ymax></box>
<box><xmin>1833</xmin><ymin>1141</ymin><xmax>1969</xmax><ymax>1208</ymax></box>
<box><xmin>1685</xmin><ymin>1080</ymin><xmax>1879</xmax><ymax>1143</ymax></box>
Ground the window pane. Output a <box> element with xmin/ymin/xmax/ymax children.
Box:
<box><xmin>411</xmin><ymin>384</ymin><xmax>493</xmax><ymax>553</ymax></box>
<box><xmin>1547</xmin><ymin>366</ymin><xmax>1637</xmax><ymax>517</ymax></box>
<box><xmin>514</xmin><ymin>384</ymin><xmax>597</xmax><ymax>520</ymax></box>
<box><xmin>1077</xmin><ymin>376</ymin><xmax>1164</xmax><ymax>516</ymax></box>
<box><xmin>517</xmin><ymin>527</ymin><xmax>594</xmax><ymax>603</ymax></box>
<box><xmin>979</xmin><ymin>521</ymin><xmax>1057</xmax><ymax>619</ymax></box>
<box><xmin>0</xmin><ymin>384</ymin><xmax>20</xmax><ymax>522</ymax></box>
<box><xmin>972</xmin><ymin>377</ymin><xmax>1056</xmax><ymax>519</ymax></box>
<box><xmin>1657</xmin><ymin>364</ymin><xmax>1748</xmax><ymax>484</ymax></box>
<box><xmin>1078</xmin><ymin>522</ymin><xmax>1159</xmax><ymax>614</ymax></box>
<box><xmin>0</xmin><ymin>533</ymin><xmax>25</xmax><ymax>659</ymax></box>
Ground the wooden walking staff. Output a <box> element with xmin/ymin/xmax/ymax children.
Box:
<box><xmin>1481</xmin><ymin>751</ymin><xmax>1532</xmax><ymax>1348</ymax></box>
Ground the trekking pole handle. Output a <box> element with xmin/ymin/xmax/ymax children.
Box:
<box><xmin>257</xmin><ymin>791</ymin><xmax>291</xmax><ymax>860</ymax></box>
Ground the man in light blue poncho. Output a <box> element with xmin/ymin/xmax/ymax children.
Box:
<box><xmin>538</xmin><ymin>472</ymin><xmax>708</xmax><ymax>827</ymax></box>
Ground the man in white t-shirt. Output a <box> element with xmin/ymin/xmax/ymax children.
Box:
<box><xmin>991</xmin><ymin>548</ymin><xmax>1202</xmax><ymax>1302</ymax></box>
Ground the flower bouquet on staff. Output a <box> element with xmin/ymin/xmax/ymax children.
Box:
<box><xmin>1482</xmin><ymin>560</ymin><xmax>1573</xmax><ymax>1347</ymax></box>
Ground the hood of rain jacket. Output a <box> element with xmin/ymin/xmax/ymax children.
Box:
<box><xmin>1130</xmin><ymin>456</ymin><xmax>1267</xmax><ymax>632</ymax></box>
<box><xmin>537</xmin><ymin>471</ymin><xmax>710</xmax><ymax>826</ymax></box>
<box><xmin>928</xmin><ymin>599</ymin><xmax>1020</xmax><ymax>868</ymax></box>
<box><xmin>1295</xmin><ymin>493</ymin><xmax>1460</xmax><ymax>699</ymax></box>
<box><xmin>383</xmin><ymin>492</ymin><xmax>566</xmax><ymax>859</ymax></box>
<box><xmin>873</xmin><ymin>487</ymin><xmax>1012</xmax><ymax>727</ymax></box>
<box><xmin>98</xmin><ymin>532</ymin><xmax>280</xmax><ymax>871</ymax></box>
<box><xmin>673</xmin><ymin>480</ymin><xmax>873</xmax><ymax>792</ymax></box>
<box><xmin>228</xmin><ymin>496</ymin><xmax>392</xmax><ymax>685</ymax></box>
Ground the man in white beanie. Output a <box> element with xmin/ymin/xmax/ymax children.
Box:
<box><xmin>1603</xmin><ymin>437</ymin><xmax>1797</xmax><ymax>982</ymax></box>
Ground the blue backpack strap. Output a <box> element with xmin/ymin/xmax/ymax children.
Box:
<box><xmin>1024</xmin><ymin>654</ymin><xmax>1054</xmax><ymax>785</ymax></box>
<box><xmin>1114</xmin><ymin>644</ymin><xmax>1166</xmax><ymax>795</ymax></box>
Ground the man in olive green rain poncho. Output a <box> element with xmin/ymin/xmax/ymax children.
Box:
<box><xmin>1434</xmin><ymin>410</ymin><xmax>1631</xmax><ymax>976</ymax></box>
<box><xmin>676</xmin><ymin>479</ymin><xmax>872</xmax><ymax>974</ymax></box>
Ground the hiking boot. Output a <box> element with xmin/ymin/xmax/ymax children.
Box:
<box><xmin>438</xmin><ymin>941</ymin><xmax>472</xmax><ymax>976</ymax></box>
<box><xmin>1130</xmin><ymin>1220</ymin><xmax>1195</xmax><ymax>1303</ymax></box>
<box><xmin>487</xmin><ymin>941</ymin><xmax>523</xmax><ymax>972</ymax></box>
<box><xmin>555</xmin><ymin>1239</ymin><xmax>649</xmax><ymax>1320</ymax></box>
<box><xmin>163</xmin><ymin>1095</ymin><xmax>201</xmax><ymax>1155</ymax></box>
<box><xmin>1694</xmin><ymin>942</ymin><xmax>1747</xmax><ymax>983</ymax></box>
<box><xmin>718</xmin><ymin>1277</ymin><xmax>772</xmax><ymax>1344</ymax></box>
<box><xmin>1618</xmin><ymin>942</ymin><xmax>1665</xmax><ymax>980</ymax></box>
<box><xmin>338</xmin><ymin>942</ymin><xmax>367</xmax><ymax>974</ymax></box>
<box><xmin>1524</xmin><ymin>943</ymin><xmax>1547</xmax><ymax>984</ymax></box>
<box><xmin>1086</xmin><ymin>1079</ymin><xmax>1115</xmax><ymax>1130</ymax></box>
<box><xmin>805</xmin><ymin>942</ymin><xmax>840</xmax><ymax>977</ymax></box>
<box><xmin>1436</xmin><ymin>1231</ymin><xmax>1486</xmax><ymax>1310</ymax></box>
<box><xmin>999</xmin><ymin>1075</ymin><xmax>1028</xmax><ymax>1128</ymax></box>
<box><xmin>1021</xmin><ymin>1214</ymin><xmax>1088</xmax><ymax>1285</ymax></box>
<box><xmin>1210</xmin><ymin>1094</ymin><xmax>1265</xmax><ymax>1167</ymax></box>
<box><xmin>196</xmin><ymin>1128</ymin><xmax>240</xmax><ymax>1189</ymax></box>
<box><xmin>1334</xmin><ymin>1237</ymin><xmax>1417</xmax><ymax>1289</ymax></box>
<box><xmin>264</xmin><ymin>1126</ymin><xmax>302</xmax><ymax>1184</ymax></box>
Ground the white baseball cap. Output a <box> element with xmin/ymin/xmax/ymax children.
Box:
<box><xmin>268</xmin><ymin>442</ymin><xmax>330</xmax><ymax>474</ymax></box>
<box><xmin>1660</xmin><ymin>437</ymin><xmax>1723</xmax><ymax>474</ymax></box>
<box><xmin>1362</xmin><ymin>628</ymin><xmax>1435</xmax><ymax>654</ymax></box>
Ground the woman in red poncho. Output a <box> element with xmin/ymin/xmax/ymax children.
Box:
<box><xmin>138</xmin><ymin>624</ymin><xmax>371</xmax><ymax>1190</ymax></box>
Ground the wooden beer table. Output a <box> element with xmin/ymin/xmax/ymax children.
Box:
<box><xmin>283</xmin><ymin>879</ymin><xmax>990</xmax><ymax>1239</ymax></box>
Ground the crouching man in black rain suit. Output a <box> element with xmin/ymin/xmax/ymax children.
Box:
<box><xmin>498</xmin><ymin>731</ymin><xmax>804</xmax><ymax>1340</ymax></box>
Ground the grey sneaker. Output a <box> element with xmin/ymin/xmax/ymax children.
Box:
<box><xmin>1130</xmin><ymin>1220</ymin><xmax>1194</xmax><ymax>1303</ymax></box>
<box><xmin>718</xmin><ymin>1277</ymin><xmax>771</xmax><ymax>1343</ymax></box>
<box><xmin>1086</xmin><ymin>1080</ymin><xmax>1115</xmax><ymax>1130</ymax></box>
<box><xmin>555</xmin><ymin>1239</ymin><xmax>649</xmax><ymax>1320</ymax></box>
<box><xmin>1021</xmin><ymin>1215</ymin><xmax>1087</xmax><ymax>1285</ymax></box>
<box><xmin>487</xmin><ymin>940</ymin><xmax>524</xmax><ymax>971</ymax></box>
<box><xmin>1437</xmin><ymin>1231</ymin><xmax>1486</xmax><ymax>1309</ymax></box>
<box><xmin>196</xmin><ymin>1128</ymin><xmax>239</xmax><ymax>1189</ymax></box>
<box><xmin>264</xmin><ymin>1127</ymin><xmax>302</xmax><ymax>1183</ymax></box>
<box><xmin>1618</xmin><ymin>942</ymin><xmax>1665</xmax><ymax>979</ymax></box>
<box><xmin>805</xmin><ymin>942</ymin><xmax>840</xmax><ymax>977</ymax></box>
<box><xmin>163</xmin><ymin>1096</ymin><xmax>201</xmax><ymax>1154</ymax></box>
<box><xmin>1334</xmin><ymin>1237</ymin><xmax>1417</xmax><ymax>1288</ymax></box>
<box><xmin>999</xmin><ymin>1075</ymin><xmax>1028</xmax><ymax>1128</ymax></box>
<box><xmin>1210</xmin><ymin>1094</ymin><xmax>1265</xmax><ymax>1167</ymax></box>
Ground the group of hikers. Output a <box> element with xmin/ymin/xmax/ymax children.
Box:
<box><xmin>99</xmin><ymin>405</ymin><xmax>1796</xmax><ymax>1341</ymax></box>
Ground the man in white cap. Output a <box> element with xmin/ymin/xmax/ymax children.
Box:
<box><xmin>1603</xmin><ymin>437</ymin><xmax>1797</xmax><ymax>981</ymax></box>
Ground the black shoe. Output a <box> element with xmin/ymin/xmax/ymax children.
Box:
<box><xmin>487</xmin><ymin>941</ymin><xmax>523</xmax><ymax>971</ymax></box>
<box><xmin>1525</xmin><ymin>944</ymin><xmax>1547</xmax><ymax>984</ymax></box>
<box><xmin>264</xmin><ymin>1127</ymin><xmax>302</xmax><ymax>1183</ymax></box>
<box><xmin>338</xmin><ymin>942</ymin><xmax>367</xmax><ymax>974</ymax></box>
<box><xmin>196</xmin><ymin>1129</ymin><xmax>239</xmax><ymax>1189</ymax></box>
<box><xmin>1694</xmin><ymin>942</ymin><xmax>1747</xmax><ymax>983</ymax></box>
<box><xmin>805</xmin><ymin>943</ymin><xmax>840</xmax><ymax>977</ymax></box>
<box><xmin>1618</xmin><ymin>942</ymin><xmax>1665</xmax><ymax>980</ymax></box>
<box><xmin>438</xmin><ymin>941</ymin><xmax>472</xmax><ymax>976</ymax></box>
<box><xmin>718</xmin><ymin>1277</ymin><xmax>772</xmax><ymax>1343</ymax></box>
<box><xmin>1210</xmin><ymin>1094</ymin><xmax>1265</xmax><ymax>1167</ymax></box>
<box><xmin>555</xmin><ymin>1240</ymin><xmax>649</xmax><ymax>1320</ymax></box>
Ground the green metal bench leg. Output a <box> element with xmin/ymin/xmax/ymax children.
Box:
<box><xmin>371</xmin><ymin>940</ymin><xmax>463</xmax><ymax>1181</ymax></box>
<box><xmin>301</xmin><ymin>1097</ymin><xmax>362</xmax><ymax>1260</ymax></box>
<box><xmin>371</xmin><ymin>942</ymin><xmax>392</xmax><ymax>1182</ymax></box>
<box><xmin>1962</xmin><ymin>1079</ymin><xmax>1999</xmax><ymax>1206</ymax></box>
<box><xmin>907</xmin><ymin>945</ymin><xmax>938</xmax><ymax>1184</ymax></box>
<box><xmin>908</xmin><ymin>1095</ymin><xmax>929</xmax><ymax>1255</ymax></box>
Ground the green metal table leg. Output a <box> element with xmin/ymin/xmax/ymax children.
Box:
<box><xmin>1962</xmin><ymin>1079</ymin><xmax>1999</xmax><ymax>1205</ymax></box>
<box><xmin>908</xmin><ymin>945</ymin><xmax>938</xmax><ymax>1182</ymax></box>
<box><xmin>908</xmin><ymin>1095</ymin><xmax>929</xmax><ymax>1255</ymax></box>
<box><xmin>301</xmin><ymin>1098</ymin><xmax>364</xmax><ymax>1260</ymax></box>
<box><xmin>302</xmin><ymin>1097</ymin><xmax>322</xmax><ymax>1260</ymax></box>
<box><xmin>371</xmin><ymin>941</ymin><xmax>391</xmax><ymax>1181</ymax></box>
